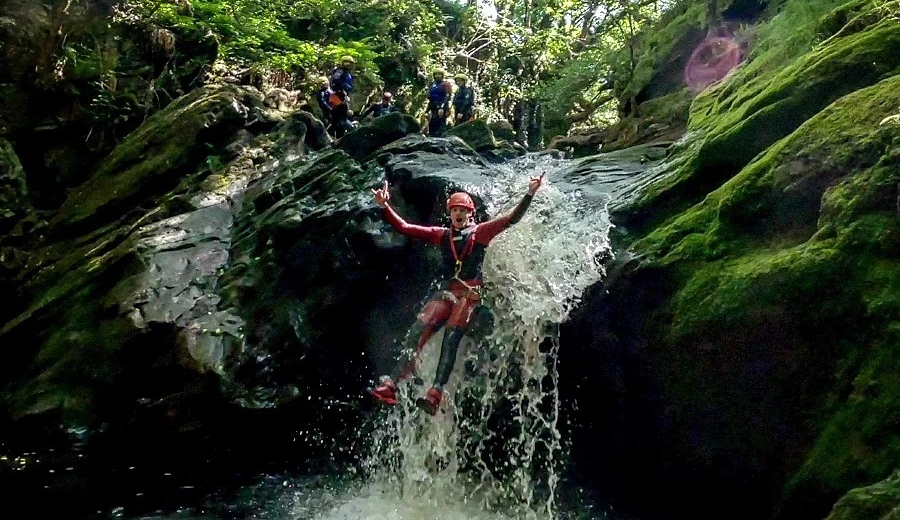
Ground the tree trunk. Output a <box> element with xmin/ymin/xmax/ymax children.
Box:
<box><xmin>35</xmin><ymin>0</ymin><xmax>74</xmax><ymax>88</ymax></box>
<box><xmin>526</xmin><ymin>100</ymin><xmax>542</xmax><ymax>150</ymax></box>
<box><xmin>512</xmin><ymin>100</ymin><xmax>526</xmax><ymax>146</ymax></box>
<box><xmin>580</xmin><ymin>0</ymin><xmax>600</xmax><ymax>40</ymax></box>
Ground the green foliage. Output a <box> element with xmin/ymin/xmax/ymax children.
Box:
<box><xmin>114</xmin><ymin>0</ymin><xmax>448</xmax><ymax>91</ymax></box>
<box><xmin>0</xmin><ymin>0</ymin><xmax>686</xmax><ymax>151</ymax></box>
<box><xmin>610</xmin><ymin>0</ymin><xmax>706</xmax><ymax>102</ymax></box>
<box><xmin>744</xmin><ymin>0</ymin><xmax>858</xmax><ymax>74</ymax></box>
<box><xmin>537</xmin><ymin>47</ymin><xmax>616</xmax><ymax>120</ymax></box>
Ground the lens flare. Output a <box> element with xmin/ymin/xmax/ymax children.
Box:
<box><xmin>684</xmin><ymin>35</ymin><xmax>743</xmax><ymax>92</ymax></box>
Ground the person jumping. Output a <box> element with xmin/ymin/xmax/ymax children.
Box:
<box><xmin>367</xmin><ymin>174</ymin><xmax>544</xmax><ymax>415</ymax></box>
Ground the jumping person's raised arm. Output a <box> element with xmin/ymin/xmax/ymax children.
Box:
<box><xmin>372</xmin><ymin>180</ymin><xmax>445</xmax><ymax>245</ymax></box>
<box><xmin>475</xmin><ymin>173</ymin><xmax>544</xmax><ymax>245</ymax></box>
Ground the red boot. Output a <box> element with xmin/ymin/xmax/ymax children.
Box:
<box><xmin>367</xmin><ymin>376</ymin><xmax>398</xmax><ymax>405</ymax></box>
<box><xmin>415</xmin><ymin>387</ymin><xmax>442</xmax><ymax>415</ymax></box>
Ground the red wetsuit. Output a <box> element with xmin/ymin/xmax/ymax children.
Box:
<box><xmin>382</xmin><ymin>193</ymin><xmax>533</xmax><ymax>385</ymax></box>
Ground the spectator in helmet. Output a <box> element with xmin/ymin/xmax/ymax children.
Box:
<box><xmin>315</xmin><ymin>75</ymin><xmax>334</xmax><ymax>122</ymax></box>
<box><xmin>359</xmin><ymin>91</ymin><xmax>398</xmax><ymax>120</ymax></box>
<box><xmin>330</xmin><ymin>55</ymin><xmax>356</xmax><ymax>95</ymax></box>
<box><xmin>426</xmin><ymin>69</ymin><xmax>452</xmax><ymax>137</ymax></box>
<box><xmin>452</xmin><ymin>73</ymin><xmax>476</xmax><ymax>124</ymax></box>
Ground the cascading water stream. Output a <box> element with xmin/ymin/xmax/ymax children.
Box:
<box><xmin>298</xmin><ymin>154</ymin><xmax>615</xmax><ymax>520</ymax></box>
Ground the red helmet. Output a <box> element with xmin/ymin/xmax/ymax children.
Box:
<box><xmin>446</xmin><ymin>192</ymin><xmax>475</xmax><ymax>211</ymax></box>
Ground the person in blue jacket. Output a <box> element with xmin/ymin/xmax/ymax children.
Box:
<box><xmin>426</xmin><ymin>69</ymin><xmax>452</xmax><ymax>137</ymax></box>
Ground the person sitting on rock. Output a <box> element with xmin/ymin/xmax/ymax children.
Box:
<box><xmin>452</xmin><ymin>73</ymin><xmax>475</xmax><ymax>125</ymax></box>
<box><xmin>367</xmin><ymin>173</ymin><xmax>545</xmax><ymax>415</ymax></box>
<box><xmin>359</xmin><ymin>92</ymin><xmax>398</xmax><ymax>120</ymax></box>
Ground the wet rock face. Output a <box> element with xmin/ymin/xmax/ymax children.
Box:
<box><xmin>0</xmin><ymin>86</ymin><xmax>514</xmax><ymax>513</ymax></box>
<box><xmin>221</xmin><ymin>140</ymin><xmax>503</xmax><ymax>410</ymax></box>
<box><xmin>126</xmin><ymin>203</ymin><xmax>240</xmax><ymax>375</ymax></box>
<box><xmin>335</xmin><ymin>112</ymin><xmax>421</xmax><ymax>161</ymax></box>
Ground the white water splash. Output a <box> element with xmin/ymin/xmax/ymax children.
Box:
<box><xmin>304</xmin><ymin>155</ymin><xmax>613</xmax><ymax>520</ymax></box>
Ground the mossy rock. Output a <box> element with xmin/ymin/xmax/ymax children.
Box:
<box><xmin>634</xmin><ymin>73</ymin><xmax>900</xmax><ymax>261</ymax></box>
<box><xmin>626</xmin><ymin>6</ymin><xmax>900</xmax><ymax>234</ymax></box>
<box><xmin>615</xmin><ymin>69</ymin><xmax>900</xmax><ymax>520</ymax></box>
<box><xmin>488</xmin><ymin>120</ymin><xmax>515</xmax><ymax>143</ymax></box>
<box><xmin>335</xmin><ymin>112</ymin><xmax>420</xmax><ymax>162</ymax></box>
<box><xmin>616</xmin><ymin>0</ymin><xmax>707</xmax><ymax>102</ymax></box>
<box><xmin>824</xmin><ymin>470</ymin><xmax>900</xmax><ymax>520</ymax></box>
<box><xmin>49</xmin><ymin>85</ymin><xmax>259</xmax><ymax>236</ymax></box>
<box><xmin>445</xmin><ymin>120</ymin><xmax>499</xmax><ymax>152</ymax></box>
<box><xmin>601</xmin><ymin>89</ymin><xmax>693</xmax><ymax>152</ymax></box>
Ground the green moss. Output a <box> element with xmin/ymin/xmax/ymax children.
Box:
<box><xmin>668</xmin><ymin>241</ymin><xmax>848</xmax><ymax>341</ymax></box>
<box><xmin>49</xmin><ymin>85</ymin><xmax>252</xmax><ymax>234</ymax></box>
<box><xmin>696</xmin><ymin>17</ymin><xmax>900</xmax><ymax>143</ymax></box>
<box><xmin>785</xmin><ymin>321</ymin><xmax>900</xmax><ymax>511</ymax></box>
<box><xmin>742</xmin><ymin>0</ymin><xmax>858</xmax><ymax>76</ymax></box>
<box><xmin>820</xmin><ymin>159</ymin><xmax>900</xmax><ymax>236</ymax></box>
<box><xmin>816</xmin><ymin>0</ymin><xmax>900</xmax><ymax>41</ymax></box>
<box><xmin>625</xmin><ymin>7</ymin><xmax>900</xmax><ymax>235</ymax></box>
<box><xmin>617</xmin><ymin>1</ymin><xmax>706</xmax><ymax>101</ymax></box>
<box><xmin>642</xmin><ymin>208</ymin><xmax>900</xmax><ymax>514</ymax></box>
<box><xmin>634</xmin><ymin>72</ymin><xmax>900</xmax><ymax>261</ymax></box>
<box><xmin>615</xmin><ymin>8</ymin><xmax>900</xmax><ymax>513</ymax></box>
<box><xmin>638</xmin><ymin>88</ymin><xmax>694</xmax><ymax>123</ymax></box>
<box><xmin>826</xmin><ymin>470</ymin><xmax>900</xmax><ymax>520</ymax></box>
<box><xmin>445</xmin><ymin>120</ymin><xmax>499</xmax><ymax>152</ymax></box>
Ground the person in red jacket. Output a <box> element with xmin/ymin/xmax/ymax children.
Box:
<box><xmin>368</xmin><ymin>174</ymin><xmax>544</xmax><ymax>415</ymax></box>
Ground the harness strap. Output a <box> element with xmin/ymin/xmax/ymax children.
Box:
<box><xmin>450</xmin><ymin>277</ymin><xmax>481</xmax><ymax>296</ymax></box>
<box><xmin>449</xmin><ymin>226</ymin><xmax>477</xmax><ymax>278</ymax></box>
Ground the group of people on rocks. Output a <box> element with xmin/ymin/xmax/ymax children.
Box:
<box><xmin>314</xmin><ymin>57</ymin><xmax>477</xmax><ymax>139</ymax></box>
<box><xmin>425</xmin><ymin>68</ymin><xmax>475</xmax><ymax>137</ymax></box>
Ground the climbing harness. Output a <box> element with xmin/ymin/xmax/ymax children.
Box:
<box><xmin>448</xmin><ymin>227</ymin><xmax>481</xmax><ymax>297</ymax></box>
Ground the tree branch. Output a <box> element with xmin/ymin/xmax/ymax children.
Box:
<box><xmin>566</xmin><ymin>92</ymin><xmax>615</xmax><ymax>123</ymax></box>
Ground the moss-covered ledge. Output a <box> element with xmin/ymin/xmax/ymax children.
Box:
<box><xmin>621</xmin><ymin>2</ymin><xmax>900</xmax><ymax>236</ymax></box>
<box><xmin>48</xmin><ymin>85</ymin><xmax>261</xmax><ymax>236</ymax></box>
<box><xmin>615</xmin><ymin>69</ymin><xmax>900</xmax><ymax>520</ymax></box>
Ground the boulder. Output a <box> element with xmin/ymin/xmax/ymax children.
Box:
<box><xmin>824</xmin><ymin>471</ymin><xmax>900</xmax><ymax>520</ymax></box>
<box><xmin>488</xmin><ymin>120</ymin><xmax>516</xmax><ymax>143</ymax></box>
<box><xmin>562</xmin><ymin>56</ymin><xmax>900</xmax><ymax>520</ymax></box>
<box><xmin>445</xmin><ymin>119</ymin><xmax>499</xmax><ymax>152</ymax></box>
<box><xmin>335</xmin><ymin>112</ymin><xmax>421</xmax><ymax>161</ymax></box>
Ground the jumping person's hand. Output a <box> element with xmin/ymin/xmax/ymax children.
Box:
<box><xmin>527</xmin><ymin>173</ymin><xmax>545</xmax><ymax>195</ymax></box>
<box><xmin>372</xmin><ymin>180</ymin><xmax>390</xmax><ymax>207</ymax></box>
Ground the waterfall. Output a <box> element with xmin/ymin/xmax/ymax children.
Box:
<box><xmin>300</xmin><ymin>154</ymin><xmax>614</xmax><ymax>520</ymax></box>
